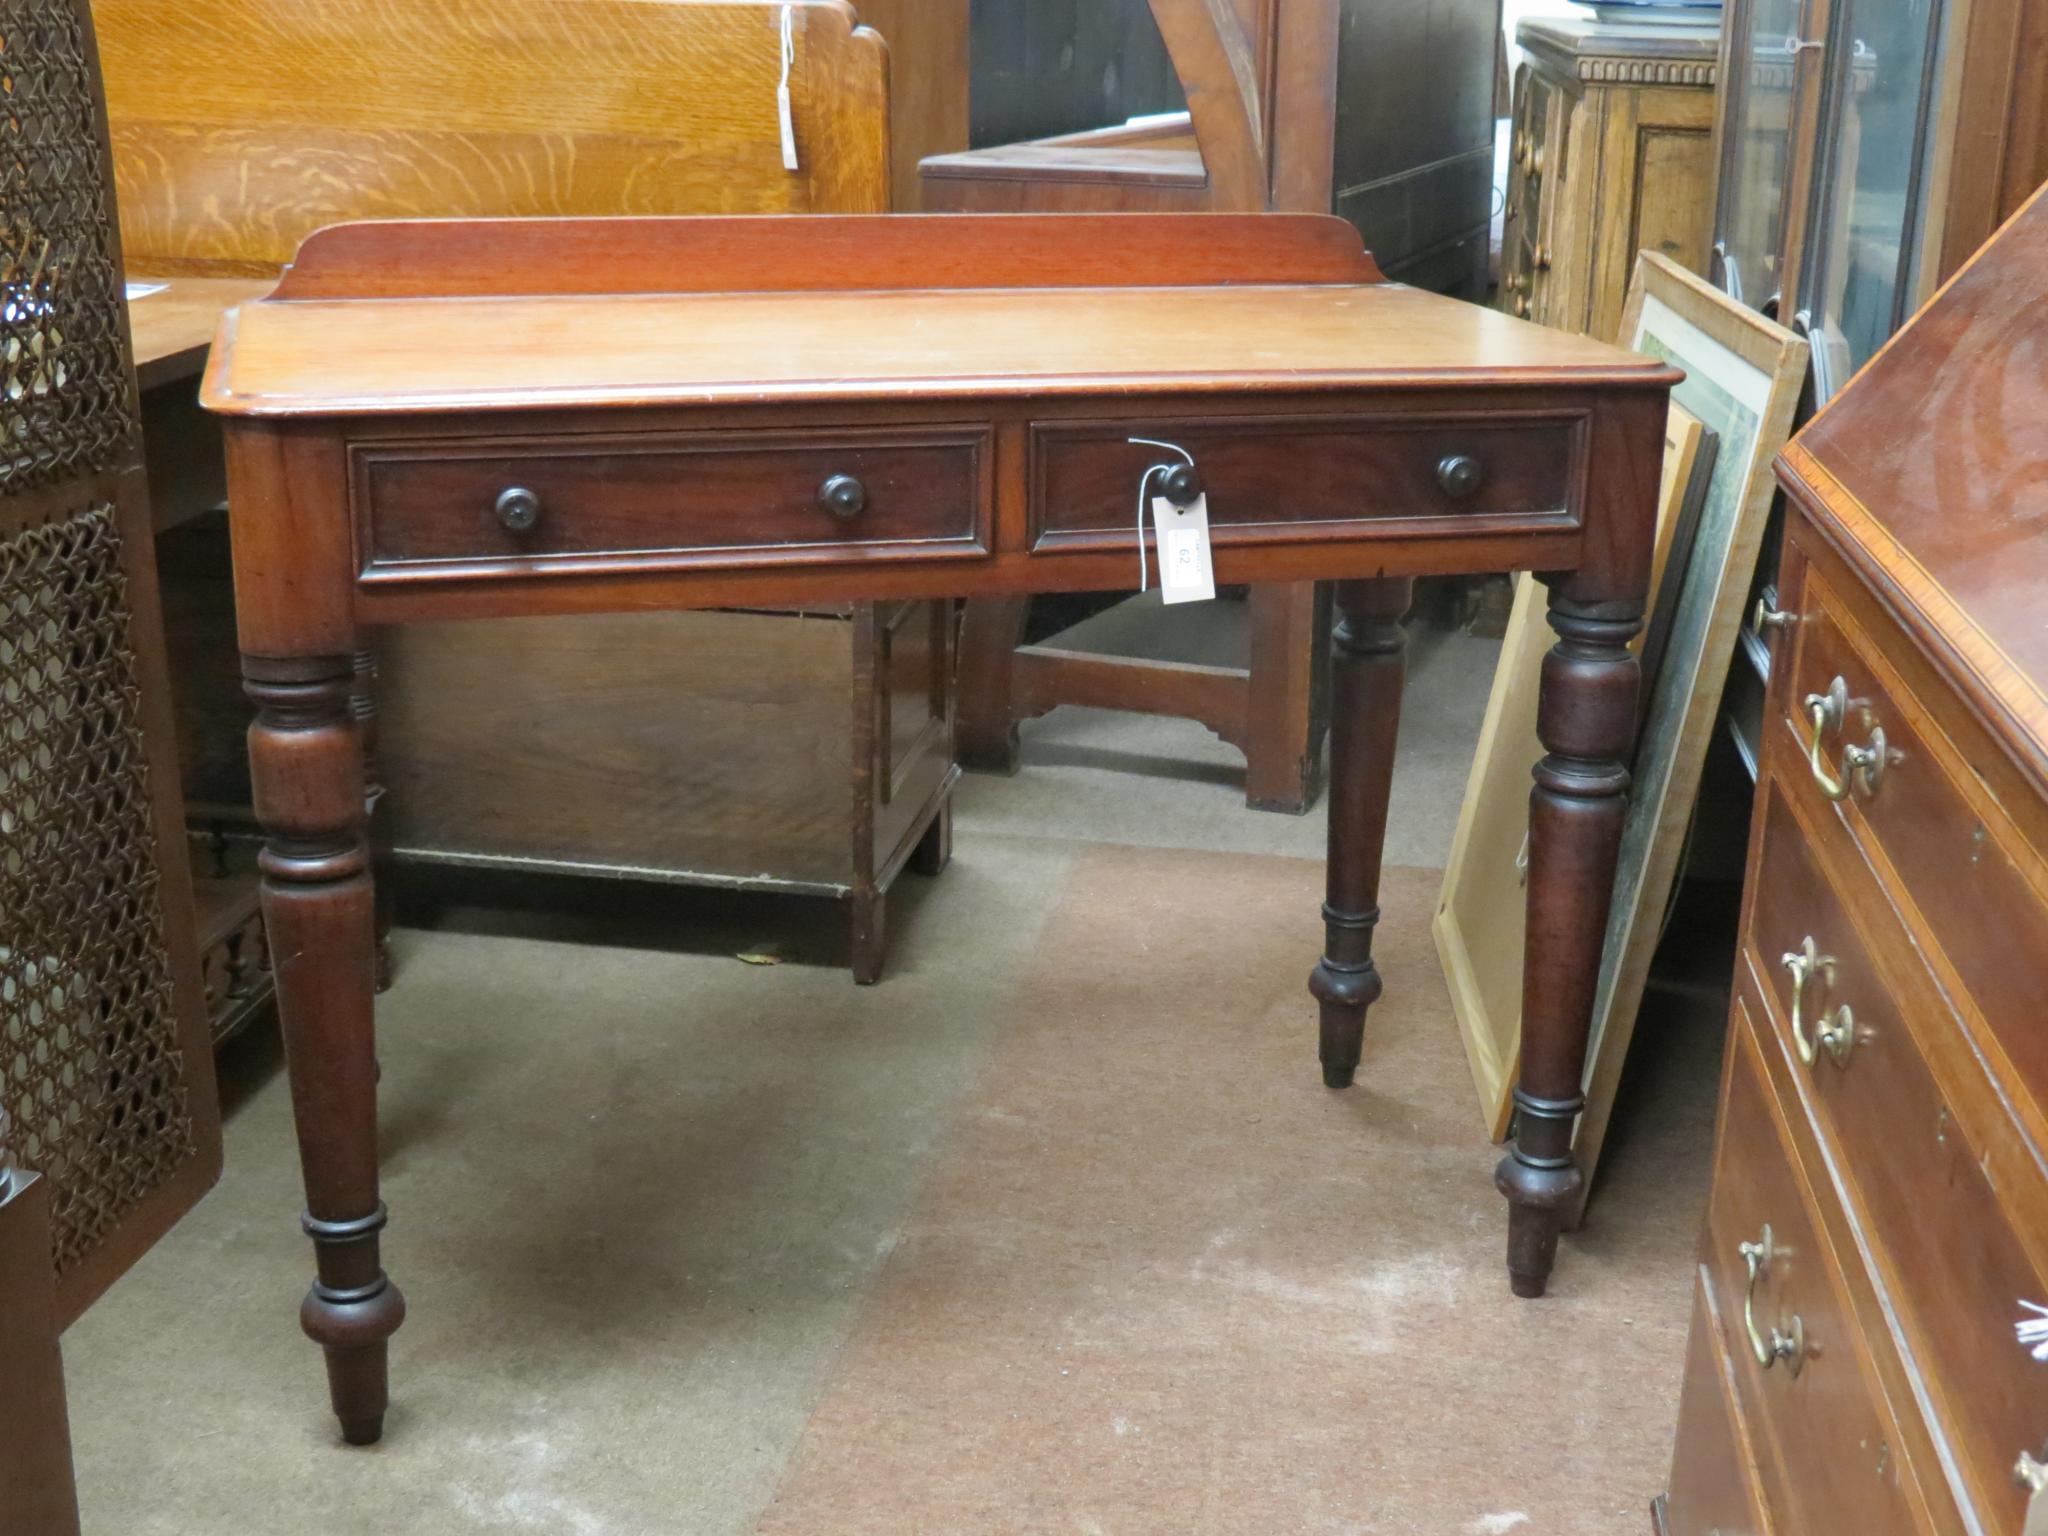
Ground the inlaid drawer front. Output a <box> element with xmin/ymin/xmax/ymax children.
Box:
<box><xmin>1664</xmin><ymin>1273</ymin><xmax>1776</xmax><ymax>1535</ymax></box>
<box><xmin>1706</xmin><ymin>1003</ymin><xmax>1932</xmax><ymax>1536</ymax></box>
<box><xmin>1783</xmin><ymin>564</ymin><xmax>2048</xmax><ymax>1149</ymax></box>
<box><xmin>1026</xmin><ymin>414</ymin><xmax>1581</xmax><ymax>551</ymax></box>
<box><xmin>1747</xmin><ymin>771</ymin><xmax>2048</xmax><ymax>1531</ymax></box>
<box><xmin>353</xmin><ymin>427</ymin><xmax>993</xmax><ymax>574</ymax></box>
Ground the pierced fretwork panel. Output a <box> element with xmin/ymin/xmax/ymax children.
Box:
<box><xmin>0</xmin><ymin>501</ymin><xmax>194</xmax><ymax>1274</ymax></box>
<box><xmin>2</xmin><ymin>0</ymin><xmax>136</xmax><ymax>493</ymax></box>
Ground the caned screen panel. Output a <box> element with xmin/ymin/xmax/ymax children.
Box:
<box><xmin>1</xmin><ymin>0</ymin><xmax>220</xmax><ymax>1325</ymax></box>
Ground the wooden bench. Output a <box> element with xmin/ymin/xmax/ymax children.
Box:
<box><xmin>97</xmin><ymin>0</ymin><xmax>969</xmax><ymax>981</ymax></box>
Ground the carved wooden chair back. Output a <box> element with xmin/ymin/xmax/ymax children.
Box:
<box><xmin>95</xmin><ymin>0</ymin><xmax>891</xmax><ymax>274</ymax></box>
<box><xmin>919</xmin><ymin>0</ymin><xmax>1338</xmax><ymax>217</ymax></box>
<box><xmin>1148</xmin><ymin>0</ymin><xmax>1340</xmax><ymax>211</ymax></box>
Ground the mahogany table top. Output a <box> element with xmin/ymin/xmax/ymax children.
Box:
<box><xmin>201</xmin><ymin>213</ymin><xmax>1670</xmax><ymax>417</ymax></box>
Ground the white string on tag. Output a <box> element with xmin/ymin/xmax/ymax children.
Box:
<box><xmin>1128</xmin><ymin>437</ymin><xmax>1195</xmax><ymax>594</ymax></box>
<box><xmin>777</xmin><ymin>5</ymin><xmax>799</xmax><ymax>171</ymax></box>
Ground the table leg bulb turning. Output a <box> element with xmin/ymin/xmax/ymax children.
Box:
<box><xmin>1495</xmin><ymin>591</ymin><xmax>1640</xmax><ymax>1297</ymax></box>
<box><xmin>247</xmin><ymin>658</ymin><xmax>405</xmax><ymax>1444</ymax></box>
<box><xmin>1310</xmin><ymin>578</ymin><xmax>1412</xmax><ymax>1089</ymax></box>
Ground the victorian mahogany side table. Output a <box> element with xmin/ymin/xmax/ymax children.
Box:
<box><xmin>202</xmin><ymin>213</ymin><xmax>1674</xmax><ymax>1444</ymax></box>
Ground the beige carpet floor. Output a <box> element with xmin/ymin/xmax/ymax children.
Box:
<box><xmin>755</xmin><ymin>855</ymin><xmax>1706</xmax><ymax>1536</ymax></box>
<box><xmin>62</xmin><ymin>837</ymin><xmax>1715</xmax><ymax>1535</ymax></box>
<box><xmin>59</xmin><ymin>594</ymin><xmax>1721</xmax><ymax>1533</ymax></box>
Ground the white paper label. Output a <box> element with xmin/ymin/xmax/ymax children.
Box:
<box><xmin>777</xmin><ymin>81</ymin><xmax>799</xmax><ymax>170</ymax></box>
<box><xmin>777</xmin><ymin>6</ymin><xmax>799</xmax><ymax>170</ymax></box>
<box><xmin>1151</xmin><ymin>493</ymin><xmax>1215</xmax><ymax>605</ymax></box>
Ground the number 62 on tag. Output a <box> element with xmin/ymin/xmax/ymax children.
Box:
<box><xmin>1150</xmin><ymin>493</ymin><xmax>1216</xmax><ymax>605</ymax></box>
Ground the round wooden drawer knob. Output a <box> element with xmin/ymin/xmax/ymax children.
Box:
<box><xmin>820</xmin><ymin>473</ymin><xmax>867</xmax><ymax>519</ymax></box>
<box><xmin>1436</xmin><ymin>454</ymin><xmax>1484</xmax><ymax>500</ymax></box>
<box><xmin>495</xmin><ymin>486</ymin><xmax>542</xmax><ymax>533</ymax></box>
<box><xmin>1158</xmin><ymin>461</ymin><xmax>1204</xmax><ymax>508</ymax></box>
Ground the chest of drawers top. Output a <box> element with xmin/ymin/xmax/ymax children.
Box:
<box><xmin>1778</xmin><ymin>187</ymin><xmax>2048</xmax><ymax>794</ymax></box>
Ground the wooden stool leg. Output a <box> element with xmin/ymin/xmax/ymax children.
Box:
<box><xmin>1244</xmin><ymin>582</ymin><xmax>1328</xmax><ymax>813</ymax></box>
<box><xmin>849</xmin><ymin>886</ymin><xmax>887</xmax><ymax>986</ymax></box>
<box><xmin>909</xmin><ymin>798</ymin><xmax>953</xmax><ymax>876</ymax></box>
<box><xmin>1309</xmin><ymin>578</ymin><xmax>1411</xmax><ymax>1088</ymax></box>
<box><xmin>954</xmin><ymin>596</ymin><xmax>1031</xmax><ymax>773</ymax></box>
<box><xmin>0</xmin><ymin>1168</ymin><xmax>81</xmax><ymax>1536</ymax></box>
<box><xmin>246</xmin><ymin>657</ymin><xmax>404</xmax><ymax>1444</ymax></box>
<box><xmin>1495</xmin><ymin>589</ymin><xmax>1640</xmax><ymax>1297</ymax></box>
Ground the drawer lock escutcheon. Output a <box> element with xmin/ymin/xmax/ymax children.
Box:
<box><xmin>1739</xmin><ymin>1224</ymin><xmax>1806</xmax><ymax>1375</ymax></box>
<box><xmin>1781</xmin><ymin>936</ymin><xmax>1856</xmax><ymax>1066</ymax></box>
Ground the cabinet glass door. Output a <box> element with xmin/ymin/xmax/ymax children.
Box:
<box><xmin>1796</xmin><ymin>0</ymin><xmax>1945</xmax><ymax>398</ymax></box>
<box><xmin>1712</xmin><ymin>0</ymin><xmax>1807</xmax><ymax>311</ymax></box>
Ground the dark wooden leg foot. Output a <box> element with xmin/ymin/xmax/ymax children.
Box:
<box><xmin>954</xmin><ymin>597</ymin><xmax>1031</xmax><ymax>774</ymax></box>
<box><xmin>247</xmin><ymin>657</ymin><xmax>404</xmax><ymax>1440</ymax></box>
<box><xmin>849</xmin><ymin>888</ymin><xmax>886</xmax><ymax>985</ymax></box>
<box><xmin>1495</xmin><ymin>589</ymin><xmax>1639</xmax><ymax>1296</ymax></box>
<box><xmin>909</xmin><ymin>799</ymin><xmax>952</xmax><ymax>877</ymax></box>
<box><xmin>1308</xmin><ymin>578</ymin><xmax>1411</xmax><ymax>1088</ymax></box>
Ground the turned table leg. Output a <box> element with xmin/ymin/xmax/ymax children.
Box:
<box><xmin>246</xmin><ymin>656</ymin><xmax>404</xmax><ymax>1444</ymax></box>
<box><xmin>1495</xmin><ymin>589</ymin><xmax>1640</xmax><ymax>1297</ymax></box>
<box><xmin>1309</xmin><ymin>578</ymin><xmax>1412</xmax><ymax>1088</ymax></box>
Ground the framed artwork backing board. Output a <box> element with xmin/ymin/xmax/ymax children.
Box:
<box><xmin>1435</xmin><ymin>396</ymin><xmax>1713</xmax><ymax>1139</ymax></box>
<box><xmin>1566</xmin><ymin>253</ymin><xmax>1807</xmax><ymax>1224</ymax></box>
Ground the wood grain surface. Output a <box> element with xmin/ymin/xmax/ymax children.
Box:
<box><xmin>97</xmin><ymin>0</ymin><xmax>890</xmax><ymax>273</ymax></box>
<box><xmin>125</xmin><ymin>275</ymin><xmax>271</xmax><ymax>388</ymax></box>
<box><xmin>204</xmin><ymin>219</ymin><xmax>1666</xmax><ymax>416</ymax></box>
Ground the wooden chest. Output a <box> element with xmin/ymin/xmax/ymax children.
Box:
<box><xmin>1657</xmin><ymin>189</ymin><xmax>2048</xmax><ymax>1533</ymax></box>
<box><xmin>1502</xmin><ymin>18</ymin><xmax>1720</xmax><ymax>340</ymax></box>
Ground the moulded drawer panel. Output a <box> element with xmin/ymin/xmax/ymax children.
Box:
<box><xmin>354</xmin><ymin>426</ymin><xmax>992</xmax><ymax>572</ymax></box>
<box><xmin>1702</xmin><ymin>1000</ymin><xmax>1933</xmax><ymax>1536</ymax></box>
<box><xmin>1026</xmin><ymin>414</ymin><xmax>1581</xmax><ymax>551</ymax></box>
<box><xmin>1746</xmin><ymin>765</ymin><xmax>2048</xmax><ymax>1531</ymax></box>
<box><xmin>1662</xmin><ymin>1270</ymin><xmax>1776</xmax><ymax>1536</ymax></box>
<box><xmin>1782</xmin><ymin>561</ymin><xmax>2048</xmax><ymax>1149</ymax></box>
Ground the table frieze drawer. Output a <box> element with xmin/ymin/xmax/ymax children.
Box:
<box><xmin>1745</xmin><ymin>769</ymin><xmax>2048</xmax><ymax>1528</ymax></box>
<box><xmin>1705</xmin><ymin>999</ymin><xmax>1932</xmax><ymax>1536</ymax></box>
<box><xmin>1026</xmin><ymin>414</ymin><xmax>1582</xmax><ymax>551</ymax></box>
<box><xmin>352</xmin><ymin>426</ymin><xmax>993</xmax><ymax>575</ymax></box>
<box><xmin>1781</xmin><ymin>559</ymin><xmax>2048</xmax><ymax>1152</ymax></box>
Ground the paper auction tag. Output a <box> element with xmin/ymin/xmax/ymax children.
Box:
<box><xmin>1150</xmin><ymin>493</ymin><xmax>1215</xmax><ymax>605</ymax></box>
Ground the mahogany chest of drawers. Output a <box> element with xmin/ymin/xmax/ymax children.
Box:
<box><xmin>1657</xmin><ymin>189</ymin><xmax>2048</xmax><ymax>1534</ymax></box>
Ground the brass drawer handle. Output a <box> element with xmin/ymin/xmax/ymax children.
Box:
<box><xmin>2017</xmin><ymin>1450</ymin><xmax>2047</xmax><ymax>1534</ymax></box>
<box><xmin>1804</xmin><ymin>676</ymin><xmax>1851</xmax><ymax>800</ymax></box>
<box><xmin>1803</xmin><ymin>674</ymin><xmax>1892</xmax><ymax>801</ymax></box>
<box><xmin>1754</xmin><ymin>598</ymin><xmax>1796</xmax><ymax>635</ymax></box>
<box><xmin>1781</xmin><ymin>936</ymin><xmax>1856</xmax><ymax>1066</ymax></box>
<box><xmin>2017</xmin><ymin>1449</ymin><xmax>2047</xmax><ymax>1492</ymax></box>
<box><xmin>1842</xmin><ymin>726</ymin><xmax>1890</xmax><ymax>798</ymax></box>
<box><xmin>1738</xmin><ymin>1225</ymin><xmax>1806</xmax><ymax>1375</ymax></box>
